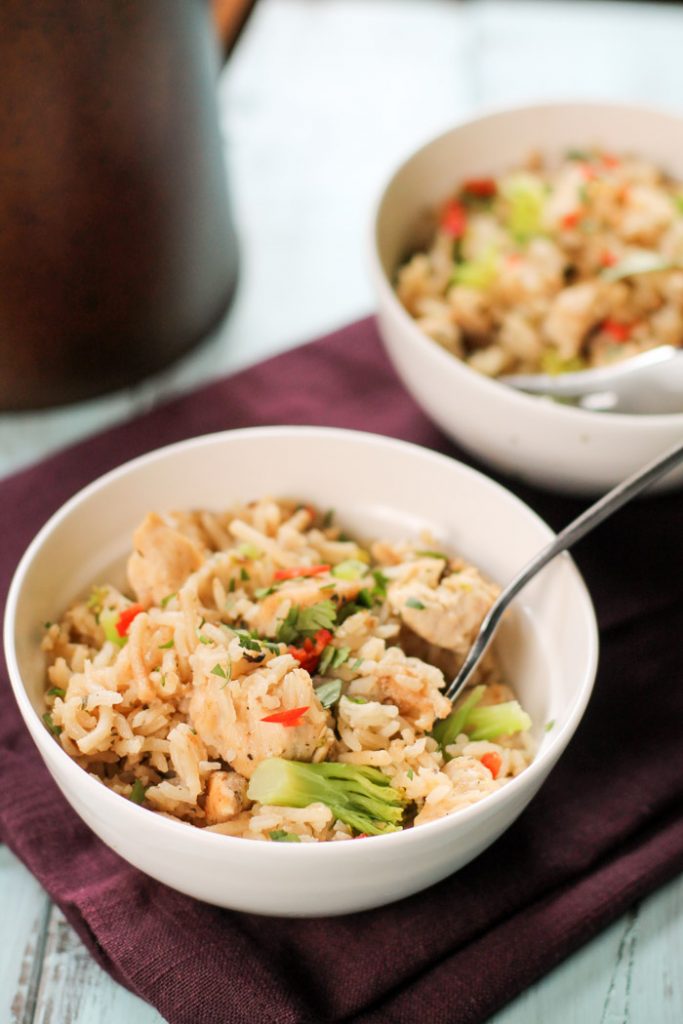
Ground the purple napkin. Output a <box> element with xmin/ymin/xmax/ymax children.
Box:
<box><xmin>1</xmin><ymin>317</ymin><xmax>683</xmax><ymax>1024</ymax></box>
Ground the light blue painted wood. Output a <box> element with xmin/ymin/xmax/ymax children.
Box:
<box><xmin>0</xmin><ymin>846</ymin><xmax>51</xmax><ymax>1024</ymax></box>
<box><xmin>2</xmin><ymin>1</ymin><xmax>683</xmax><ymax>1022</ymax></box>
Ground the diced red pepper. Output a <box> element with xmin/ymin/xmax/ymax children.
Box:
<box><xmin>600</xmin><ymin>249</ymin><xmax>617</xmax><ymax>268</ymax></box>
<box><xmin>354</xmin><ymin>833</ymin><xmax>369</xmax><ymax>839</ymax></box>
<box><xmin>602</xmin><ymin>319</ymin><xmax>634</xmax><ymax>342</ymax></box>
<box><xmin>579</xmin><ymin>163</ymin><xmax>597</xmax><ymax>181</ymax></box>
<box><xmin>288</xmin><ymin>628</ymin><xmax>333</xmax><ymax>673</ymax></box>
<box><xmin>274</xmin><ymin>564</ymin><xmax>331</xmax><ymax>580</ymax></box>
<box><xmin>561</xmin><ymin>210</ymin><xmax>582</xmax><ymax>230</ymax></box>
<box><xmin>261</xmin><ymin>705</ymin><xmax>310</xmax><ymax>727</ymax></box>
<box><xmin>440</xmin><ymin>200</ymin><xmax>467</xmax><ymax>238</ymax></box>
<box><xmin>115</xmin><ymin>603</ymin><xmax>144</xmax><ymax>637</ymax></box>
<box><xmin>480</xmin><ymin>751</ymin><xmax>502</xmax><ymax>779</ymax></box>
<box><xmin>601</xmin><ymin>153</ymin><xmax>620</xmax><ymax>169</ymax></box>
<box><xmin>462</xmin><ymin>177</ymin><xmax>497</xmax><ymax>199</ymax></box>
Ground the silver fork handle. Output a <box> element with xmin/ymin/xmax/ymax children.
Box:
<box><xmin>444</xmin><ymin>436</ymin><xmax>683</xmax><ymax>703</ymax></box>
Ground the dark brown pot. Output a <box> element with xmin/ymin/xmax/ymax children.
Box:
<box><xmin>0</xmin><ymin>0</ymin><xmax>238</xmax><ymax>409</ymax></box>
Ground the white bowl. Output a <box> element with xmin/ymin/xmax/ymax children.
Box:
<box><xmin>370</xmin><ymin>101</ymin><xmax>683</xmax><ymax>496</ymax></box>
<box><xmin>4</xmin><ymin>426</ymin><xmax>598</xmax><ymax>916</ymax></box>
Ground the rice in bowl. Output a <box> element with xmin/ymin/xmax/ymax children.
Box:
<box><xmin>41</xmin><ymin>498</ymin><xmax>534</xmax><ymax>843</ymax></box>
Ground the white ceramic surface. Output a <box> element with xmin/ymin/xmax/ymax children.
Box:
<box><xmin>370</xmin><ymin>101</ymin><xmax>683</xmax><ymax>496</ymax></box>
<box><xmin>4</xmin><ymin>427</ymin><xmax>598</xmax><ymax>916</ymax></box>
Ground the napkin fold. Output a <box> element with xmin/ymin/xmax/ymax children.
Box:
<box><xmin>1</xmin><ymin>317</ymin><xmax>682</xmax><ymax>1024</ymax></box>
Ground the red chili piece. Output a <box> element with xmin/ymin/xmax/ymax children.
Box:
<box><xmin>602</xmin><ymin>319</ymin><xmax>634</xmax><ymax>342</ymax></box>
<box><xmin>261</xmin><ymin>706</ymin><xmax>310</xmax><ymax>727</ymax></box>
<box><xmin>601</xmin><ymin>153</ymin><xmax>620</xmax><ymax>169</ymax></box>
<box><xmin>600</xmin><ymin>249</ymin><xmax>617</xmax><ymax>268</ymax></box>
<box><xmin>274</xmin><ymin>564</ymin><xmax>331</xmax><ymax>580</ymax></box>
<box><xmin>115</xmin><ymin>603</ymin><xmax>144</xmax><ymax>637</ymax></box>
<box><xmin>462</xmin><ymin>177</ymin><xmax>497</xmax><ymax>198</ymax></box>
<box><xmin>440</xmin><ymin>200</ymin><xmax>467</xmax><ymax>238</ymax></box>
<box><xmin>480</xmin><ymin>751</ymin><xmax>502</xmax><ymax>779</ymax></box>
<box><xmin>288</xmin><ymin>628</ymin><xmax>333</xmax><ymax>673</ymax></box>
<box><xmin>561</xmin><ymin>210</ymin><xmax>582</xmax><ymax>230</ymax></box>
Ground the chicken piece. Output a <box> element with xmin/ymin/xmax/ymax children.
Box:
<box><xmin>387</xmin><ymin>566</ymin><xmax>499</xmax><ymax>657</ymax></box>
<box><xmin>542</xmin><ymin>281</ymin><xmax>610</xmax><ymax>360</ymax></box>
<box><xmin>127</xmin><ymin>513</ymin><xmax>204</xmax><ymax>607</ymax></box>
<box><xmin>189</xmin><ymin>653</ymin><xmax>331</xmax><ymax>778</ymax></box>
<box><xmin>351</xmin><ymin>645</ymin><xmax>450</xmax><ymax>731</ymax></box>
<box><xmin>204</xmin><ymin>771</ymin><xmax>249</xmax><ymax>824</ymax></box>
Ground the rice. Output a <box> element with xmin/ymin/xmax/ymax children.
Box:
<box><xmin>396</xmin><ymin>148</ymin><xmax>683</xmax><ymax>377</ymax></box>
<box><xmin>41</xmin><ymin>499</ymin><xmax>534</xmax><ymax>841</ymax></box>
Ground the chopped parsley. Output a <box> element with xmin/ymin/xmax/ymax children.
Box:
<box><xmin>314</xmin><ymin>678</ymin><xmax>343</xmax><ymax>709</ymax></box>
<box><xmin>318</xmin><ymin>644</ymin><xmax>351</xmax><ymax>676</ymax></box>
<box><xmin>129</xmin><ymin>780</ymin><xmax>147</xmax><ymax>804</ymax></box>
<box><xmin>42</xmin><ymin>712</ymin><xmax>62</xmax><ymax>736</ymax></box>
<box><xmin>269</xmin><ymin>829</ymin><xmax>301</xmax><ymax>843</ymax></box>
<box><xmin>276</xmin><ymin>600</ymin><xmax>337</xmax><ymax>644</ymax></box>
<box><xmin>47</xmin><ymin>686</ymin><xmax>65</xmax><ymax>699</ymax></box>
<box><xmin>406</xmin><ymin>597</ymin><xmax>426</xmax><ymax>610</ymax></box>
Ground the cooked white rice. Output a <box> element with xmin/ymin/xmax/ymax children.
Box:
<box><xmin>42</xmin><ymin>499</ymin><xmax>534</xmax><ymax>842</ymax></box>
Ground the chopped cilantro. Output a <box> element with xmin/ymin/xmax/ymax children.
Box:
<box><xmin>158</xmin><ymin>639</ymin><xmax>174</xmax><ymax>650</ymax></box>
<box><xmin>234</xmin><ymin>629</ymin><xmax>262</xmax><ymax>652</ymax></box>
<box><xmin>350</xmin><ymin>657</ymin><xmax>364</xmax><ymax>671</ymax></box>
<box><xmin>159</xmin><ymin>673</ymin><xmax>167</xmax><ymax>688</ymax></box>
<box><xmin>254</xmin><ymin>586</ymin><xmax>277</xmax><ymax>599</ymax></box>
<box><xmin>406</xmin><ymin>597</ymin><xmax>426</xmax><ymax>610</ymax></box>
<box><xmin>371</xmin><ymin>569</ymin><xmax>389</xmax><ymax>597</ymax></box>
<box><xmin>129</xmin><ymin>779</ymin><xmax>147</xmax><ymax>804</ymax></box>
<box><xmin>42</xmin><ymin>712</ymin><xmax>62</xmax><ymax>736</ymax></box>
<box><xmin>355</xmin><ymin>589</ymin><xmax>373</xmax><ymax>609</ymax></box>
<box><xmin>229</xmin><ymin>578</ymin><xmax>236</xmax><ymax>593</ymax></box>
<box><xmin>269</xmin><ymin>829</ymin><xmax>301</xmax><ymax>843</ymax></box>
<box><xmin>566</xmin><ymin>148</ymin><xmax>591</xmax><ymax>161</ymax></box>
<box><xmin>240</xmin><ymin>568</ymin><xmax>250</xmax><ymax>582</ymax></box>
<box><xmin>322</xmin><ymin>509</ymin><xmax>335</xmax><ymax>529</ymax></box>
<box><xmin>47</xmin><ymin>686</ymin><xmax>65</xmax><ymax>699</ymax></box>
<box><xmin>43</xmin><ymin>621</ymin><xmax>53</xmax><ymax>629</ymax></box>
<box><xmin>406</xmin><ymin>768</ymin><xmax>414</xmax><ymax>780</ymax></box>
<box><xmin>315</xmin><ymin>678</ymin><xmax>343</xmax><ymax>709</ymax></box>
<box><xmin>211</xmin><ymin>663</ymin><xmax>230</xmax><ymax>680</ymax></box>
<box><xmin>276</xmin><ymin>601</ymin><xmax>337</xmax><ymax>643</ymax></box>
<box><xmin>198</xmin><ymin>635</ymin><xmax>212</xmax><ymax>645</ymax></box>
<box><xmin>160</xmin><ymin>592</ymin><xmax>177</xmax><ymax>609</ymax></box>
<box><xmin>415</xmin><ymin>550</ymin><xmax>448</xmax><ymax>560</ymax></box>
<box><xmin>318</xmin><ymin>643</ymin><xmax>349</xmax><ymax>676</ymax></box>
<box><xmin>346</xmin><ymin>695</ymin><xmax>368</xmax><ymax>705</ymax></box>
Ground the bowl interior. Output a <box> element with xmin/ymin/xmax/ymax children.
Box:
<box><xmin>9</xmin><ymin>427</ymin><xmax>597</xmax><ymax>768</ymax></box>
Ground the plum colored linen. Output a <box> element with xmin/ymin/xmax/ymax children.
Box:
<box><xmin>1</xmin><ymin>318</ymin><xmax>682</xmax><ymax>1024</ymax></box>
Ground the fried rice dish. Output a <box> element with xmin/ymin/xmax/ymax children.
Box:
<box><xmin>42</xmin><ymin>499</ymin><xmax>533</xmax><ymax>842</ymax></box>
<box><xmin>396</xmin><ymin>149</ymin><xmax>683</xmax><ymax>378</ymax></box>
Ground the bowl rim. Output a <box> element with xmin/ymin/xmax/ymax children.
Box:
<box><xmin>369</xmin><ymin>98</ymin><xmax>683</xmax><ymax>428</ymax></box>
<box><xmin>4</xmin><ymin>424</ymin><xmax>599</xmax><ymax>858</ymax></box>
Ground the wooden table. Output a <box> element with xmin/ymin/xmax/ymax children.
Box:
<box><xmin>2</xmin><ymin>2</ymin><xmax>683</xmax><ymax>1020</ymax></box>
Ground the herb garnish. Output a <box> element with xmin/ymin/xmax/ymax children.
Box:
<box><xmin>318</xmin><ymin>644</ymin><xmax>351</xmax><ymax>676</ymax></box>
<box><xmin>160</xmin><ymin>592</ymin><xmax>177</xmax><ymax>609</ymax></box>
<box><xmin>269</xmin><ymin>829</ymin><xmax>301</xmax><ymax>843</ymax></box>
<box><xmin>276</xmin><ymin>600</ymin><xmax>337</xmax><ymax>644</ymax></box>
<box><xmin>314</xmin><ymin>678</ymin><xmax>343</xmax><ymax>709</ymax></box>
<box><xmin>415</xmin><ymin>550</ymin><xmax>448</xmax><ymax>560</ymax></box>
<box><xmin>211</xmin><ymin>663</ymin><xmax>231</xmax><ymax>680</ymax></box>
<box><xmin>158</xmin><ymin>639</ymin><xmax>174</xmax><ymax>650</ymax></box>
<box><xmin>42</xmin><ymin>712</ymin><xmax>62</xmax><ymax>736</ymax></box>
<box><xmin>406</xmin><ymin>597</ymin><xmax>426</xmax><ymax>610</ymax></box>
<box><xmin>240</xmin><ymin>568</ymin><xmax>250</xmax><ymax>582</ymax></box>
<box><xmin>129</xmin><ymin>779</ymin><xmax>147</xmax><ymax>804</ymax></box>
<box><xmin>47</xmin><ymin>686</ymin><xmax>66</xmax><ymax>699</ymax></box>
